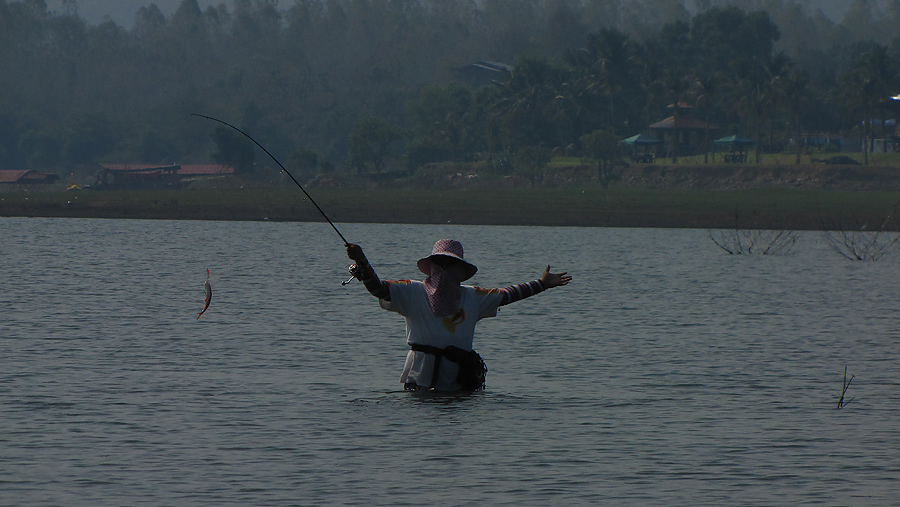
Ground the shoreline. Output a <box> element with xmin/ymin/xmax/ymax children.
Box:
<box><xmin>3</xmin><ymin>185</ymin><xmax>900</xmax><ymax>231</ymax></box>
<box><xmin>0</xmin><ymin>205</ymin><xmax>859</xmax><ymax>230</ymax></box>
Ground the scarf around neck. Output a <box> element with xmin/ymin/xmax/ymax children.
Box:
<box><xmin>423</xmin><ymin>265</ymin><xmax>463</xmax><ymax>317</ymax></box>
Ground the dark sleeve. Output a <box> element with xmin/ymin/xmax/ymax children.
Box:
<box><xmin>498</xmin><ymin>280</ymin><xmax>545</xmax><ymax>306</ymax></box>
<box><xmin>354</xmin><ymin>262</ymin><xmax>391</xmax><ymax>301</ymax></box>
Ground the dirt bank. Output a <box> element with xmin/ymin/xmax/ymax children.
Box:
<box><xmin>3</xmin><ymin>163</ymin><xmax>900</xmax><ymax>230</ymax></box>
<box><xmin>400</xmin><ymin>161</ymin><xmax>900</xmax><ymax>192</ymax></box>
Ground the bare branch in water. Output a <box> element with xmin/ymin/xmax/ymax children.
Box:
<box><xmin>823</xmin><ymin>206</ymin><xmax>900</xmax><ymax>261</ymax></box>
<box><xmin>837</xmin><ymin>366</ymin><xmax>855</xmax><ymax>409</ymax></box>
<box><xmin>708</xmin><ymin>228</ymin><xmax>799</xmax><ymax>255</ymax></box>
<box><xmin>823</xmin><ymin>227</ymin><xmax>900</xmax><ymax>261</ymax></box>
<box><xmin>708</xmin><ymin>211</ymin><xmax>800</xmax><ymax>256</ymax></box>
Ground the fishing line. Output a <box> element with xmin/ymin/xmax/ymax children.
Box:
<box><xmin>192</xmin><ymin>113</ymin><xmax>349</xmax><ymax>245</ymax></box>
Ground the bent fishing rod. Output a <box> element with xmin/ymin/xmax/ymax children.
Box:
<box><xmin>192</xmin><ymin>113</ymin><xmax>349</xmax><ymax>245</ymax></box>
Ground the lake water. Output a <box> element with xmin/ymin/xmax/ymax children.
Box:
<box><xmin>1</xmin><ymin>217</ymin><xmax>899</xmax><ymax>506</ymax></box>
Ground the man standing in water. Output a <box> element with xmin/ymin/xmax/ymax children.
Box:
<box><xmin>346</xmin><ymin>239</ymin><xmax>572</xmax><ymax>391</ymax></box>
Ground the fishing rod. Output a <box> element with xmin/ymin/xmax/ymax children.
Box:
<box><xmin>192</xmin><ymin>113</ymin><xmax>349</xmax><ymax>245</ymax></box>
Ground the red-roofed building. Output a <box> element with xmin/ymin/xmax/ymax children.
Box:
<box><xmin>0</xmin><ymin>169</ymin><xmax>60</xmax><ymax>184</ymax></box>
<box><xmin>646</xmin><ymin>102</ymin><xmax>719</xmax><ymax>159</ymax></box>
<box><xmin>177</xmin><ymin>164</ymin><xmax>235</xmax><ymax>176</ymax></box>
<box><xmin>97</xmin><ymin>164</ymin><xmax>234</xmax><ymax>188</ymax></box>
<box><xmin>97</xmin><ymin>164</ymin><xmax>179</xmax><ymax>188</ymax></box>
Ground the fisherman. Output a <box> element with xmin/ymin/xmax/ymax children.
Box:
<box><xmin>346</xmin><ymin>239</ymin><xmax>572</xmax><ymax>391</ymax></box>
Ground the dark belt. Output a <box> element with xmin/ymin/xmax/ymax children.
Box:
<box><xmin>408</xmin><ymin>343</ymin><xmax>486</xmax><ymax>392</ymax></box>
<box><xmin>409</xmin><ymin>343</ymin><xmax>445</xmax><ymax>389</ymax></box>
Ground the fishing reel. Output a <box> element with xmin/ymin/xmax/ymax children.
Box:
<box><xmin>341</xmin><ymin>264</ymin><xmax>363</xmax><ymax>286</ymax></box>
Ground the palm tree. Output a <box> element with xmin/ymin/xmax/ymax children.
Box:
<box><xmin>691</xmin><ymin>72</ymin><xmax>724</xmax><ymax>163</ymax></box>
<box><xmin>564</xmin><ymin>28</ymin><xmax>646</xmax><ymax>136</ymax></box>
<box><xmin>783</xmin><ymin>70</ymin><xmax>810</xmax><ymax>164</ymax></box>
<box><xmin>491</xmin><ymin>56</ymin><xmax>567</xmax><ymax>150</ymax></box>
<box><xmin>762</xmin><ymin>52</ymin><xmax>793</xmax><ymax>154</ymax></box>
<box><xmin>729</xmin><ymin>59</ymin><xmax>773</xmax><ymax>164</ymax></box>
<box><xmin>834</xmin><ymin>45</ymin><xmax>900</xmax><ymax>165</ymax></box>
<box><xmin>655</xmin><ymin>71</ymin><xmax>693</xmax><ymax>163</ymax></box>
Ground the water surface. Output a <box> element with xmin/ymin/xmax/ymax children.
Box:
<box><xmin>1</xmin><ymin>218</ymin><xmax>898</xmax><ymax>506</ymax></box>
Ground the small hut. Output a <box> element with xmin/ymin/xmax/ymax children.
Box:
<box><xmin>620</xmin><ymin>134</ymin><xmax>661</xmax><ymax>162</ymax></box>
<box><xmin>647</xmin><ymin>102</ymin><xmax>719</xmax><ymax>158</ymax></box>
<box><xmin>713</xmin><ymin>135</ymin><xmax>755</xmax><ymax>163</ymax></box>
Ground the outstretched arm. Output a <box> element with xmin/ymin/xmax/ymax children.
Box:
<box><xmin>540</xmin><ymin>265</ymin><xmax>572</xmax><ymax>289</ymax></box>
<box><xmin>499</xmin><ymin>265</ymin><xmax>571</xmax><ymax>306</ymax></box>
<box><xmin>346</xmin><ymin>243</ymin><xmax>391</xmax><ymax>300</ymax></box>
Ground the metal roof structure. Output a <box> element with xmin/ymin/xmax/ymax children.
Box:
<box><xmin>648</xmin><ymin>115</ymin><xmax>718</xmax><ymax>130</ymax></box>
<box><xmin>713</xmin><ymin>135</ymin><xmax>755</xmax><ymax>145</ymax></box>
<box><xmin>621</xmin><ymin>134</ymin><xmax>661</xmax><ymax>145</ymax></box>
<box><xmin>0</xmin><ymin>169</ymin><xmax>60</xmax><ymax>184</ymax></box>
<box><xmin>96</xmin><ymin>163</ymin><xmax>234</xmax><ymax>189</ymax></box>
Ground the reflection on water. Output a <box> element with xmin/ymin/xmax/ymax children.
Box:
<box><xmin>1</xmin><ymin>217</ymin><xmax>899</xmax><ymax>506</ymax></box>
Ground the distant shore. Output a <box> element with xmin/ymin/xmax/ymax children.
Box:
<box><xmin>3</xmin><ymin>180</ymin><xmax>900</xmax><ymax>231</ymax></box>
<box><xmin>5</xmin><ymin>162</ymin><xmax>900</xmax><ymax>230</ymax></box>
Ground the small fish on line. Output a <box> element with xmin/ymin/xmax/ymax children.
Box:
<box><xmin>197</xmin><ymin>268</ymin><xmax>212</xmax><ymax>319</ymax></box>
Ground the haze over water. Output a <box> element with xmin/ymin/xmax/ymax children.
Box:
<box><xmin>2</xmin><ymin>218</ymin><xmax>898</xmax><ymax>505</ymax></box>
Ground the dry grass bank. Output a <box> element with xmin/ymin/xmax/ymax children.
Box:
<box><xmin>3</xmin><ymin>183</ymin><xmax>900</xmax><ymax>231</ymax></box>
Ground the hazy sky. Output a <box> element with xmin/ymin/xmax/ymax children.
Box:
<box><xmin>48</xmin><ymin>0</ymin><xmax>854</xmax><ymax>29</ymax></box>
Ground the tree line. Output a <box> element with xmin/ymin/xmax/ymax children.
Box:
<box><xmin>0</xmin><ymin>0</ymin><xmax>899</xmax><ymax>180</ymax></box>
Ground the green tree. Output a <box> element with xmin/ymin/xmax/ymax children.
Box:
<box><xmin>580</xmin><ymin>129</ymin><xmax>620</xmax><ymax>188</ymax></box>
<box><xmin>62</xmin><ymin>112</ymin><xmax>117</xmax><ymax>165</ymax></box>
<box><xmin>1</xmin><ymin>0</ymin><xmax>898</xmax><ymax>174</ymax></box>
<box><xmin>492</xmin><ymin>56</ymin><xmax>569</xmax><ymax>150</ymax></box>
<box><xmin>137</xmin><ymin>130</ymin><xmax>176</xmax><ymax>165</ymax></box>
<box><xmin>404</xmin><ymin>82</ymin><xmax>476</xmax><ymax>166</ymax></box>
<box><xmin>211</xmin><ymin>126</ymin><xmax>255</xmax><ymax>173</ymax></box>
<box><xmin>288</xmin><ymin>147</ymin><xmax>319</xmax><ymax>178</ymax></box>
<box><xmin>841</xmin><ymin>0</ymin><xmax>874</xmax><ymax>41</ymax></box>
<box><xmin>482</xmin><ymin>0</ymin><xmax>541</xmax><ymax>61</ymax></box>
<box><xmin>19</xmin><ymin>129</ymin><xmax>61</xmax><ymax>170</ymax></box>
<box><xmin>133</xmin><ymin>4</ymin><xmax>167</xmax><ymax>43</ymax></box>
<box><xmin>761</xmin><ymin>52</ymin><xmax>794</xmax><ymax>153</ymax></box>
<box><xmin>834</xmin><ymin>44</ymin><xmax>900</xmax><ymax>164</ymax></box>
<box><xmin>783</xmin><ymin>70</ymin><xmax>811</xmax><ymax>164</ymax></box>
<box><xmin>347</xmin><ymin>117</ymin><xmax>401</xmax><ymax>175</ymax></box>
<box><xmin>0</xmin><ymin>114</ymin><xmax>28</xmax><ymax>170</ymax></box>
<box><xmin>730</xmin><ymin>70</ymin><xmax>767</xmax><ymax>164</ymax></box>
<box><xmin>690</xmin><ymin>7</ymin><xmax>780</xmax><ymax>75</ymax></box>
<box><xmin>691</xmin><ymin>72</ymin><xmax>724</xmax><ymax>163</ymax></box>
<box><xmin>540</xmin><ymin>0</ymin><xmax>589</xmax><ymax>58</ymax></box>
<box><xmin>512</xmin><ymin>145</ymin><xmax>553</xmax><ymax>187</ymax></box>
<box><xmin>566</xmin><ymin>28</ymin><xmax>647</xmax><ymax>135</ymax></box>
<box><xmin>656</xmin><ymin>71</ymin><xmax>693</xmax><ymax>163</ymax></box>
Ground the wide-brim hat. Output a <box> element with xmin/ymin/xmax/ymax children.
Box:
<box><xmin>417</xmin><ymin>239</ymin><xmax>478</xmax><ymax>281</ymax></box>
